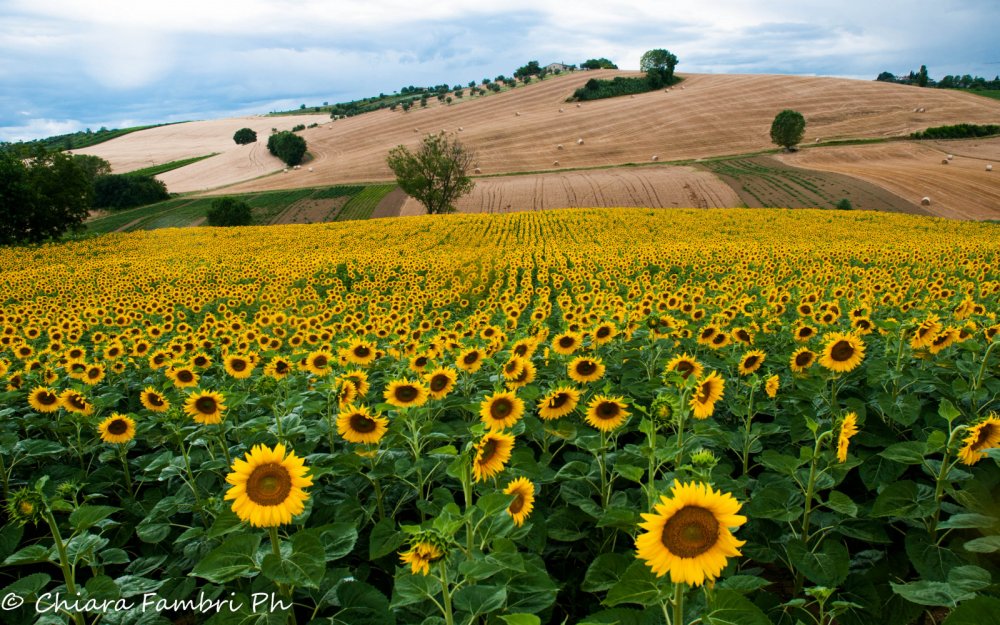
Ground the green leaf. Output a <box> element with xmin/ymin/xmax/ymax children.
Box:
<box><xmin>824</xmin><ymin>491</ymin><xmax>858</xmax><ymax>517</ymax></box>
<box><xmin>938</xmin><ymin>513</ymin><xmax>997</xmax><ymax>530</ymax></box>
<box><xmin>906</xmin><ymin>532</ymin><xmax>963</xmax><ymax>581</ymax></box>
<box><xmin>391</xmin><ymin>570</ymin><xmax>440</xmax><ymax>608</ymax></box>
<box><xmin>583</xmin><ymin>552</ymin><xmax>632</xmax><ymax>593</ymax></box>
<box><xmin>369</xmin><ymin>518</ymin><xmax>406</xmax><ymax>560</ymax></box>
<box><xmin>83</xmin><ymin>575</ymin><xmax>119</xmax><ymax>601</ymax></box>
<box><xmin>0</xmin><ymin>524</ymin><xmax>24</xmax><ymax>561</ymax></box>
<box><xmin>65</xmin><ymin>533</ymin><xmax>108</xmax><ymax>566</ymax></box>
<box><xmin>759</xmin><ymin>450</ymin><xmax>806</xmax><ymax>474</ymax></box>
<box><xmin>604</xmin><ymin>561</ymin><xmax>662</xmax><ymax>608</ymax></box>
<box><xmin>69</xmin><ymin>505</ymin><xmax>119</xmax><ymax>532</ymax></box>
<box><xmin>718</xmin><ymin>575</ymin><xmax>772</xmax><ymax>593</ymax></box>
<box><xmin>190</xmin><ymin>534</ymin><xmax>261</xmax><ymax>584</ymax></box>
<box><xmin>938</xmin><ymin>399</ymin><xmax>961</xmax><ymax>423</ymax></box>
<box><xmin>2</xmin><ymin>544</ymin><xmax>50</xmax><ymax>565</ymax></box>
<box><xmin>335</xmin><ymin>581</ymin><xmax>394</xmax><ymax>625</ymax></box>
<box><xmin>315</xmin><ymin>523</ymin><xmax>358</xmax><ymax>561</ymax></box>
<box><xmin>477</xmin><ymin>493</ymin><xmax>514</xmax><ymax>516</ymax></box>
<box><xmin>786</xmin><ymin>538</ymin><xmax>849</xmax><ymax>587</ymax></box>
<box><xmin>15</xmin><ymin>440</ymin><xmax>64</xmax><ymax>458</ymax></box>
<box><xmin>114</xmin><ymin>575</ymin><xmax>165</xmax><ymax>597</ymax></box>
<box><xmin>889</xmin><ymin>581</ymin><xmax>973</xmax><ymax>607</ymax></box>
<box><xmin>704</xmin><ymin>589</ymin><xmax>774</xmax><ymax>625</ymax></box>
<box><xmin>744</xmin><ymin>483</ymin><xmax>803</xmax><ymax>522</ymax></box>
<box><xmin>207</xmin><ymin>508</ymin><xmax>243</xmax><ymax>538</ymax></box>
<box><xmin>615</xmin><ymin>464</ymin><xmax>645</xmax><ymax>483</ymax></box>
<box><xmin>871</xmin><ymin>481</ymin><xmax>935</xmax><ymax>518</ymax></box>
<box><xmin>947</xmin><ymin>565</ymin><xmax>991</xmax><ymax>593</ymax></box>
<box><xmin>879</xmin><ymin>442</ymin><xmax>927</xmax><ymax>465</ymax></box>
<box><xmin>941</xmin><ymin>595</ymin><xmax>1000</xmax><ymax>625</ymax></box>
<box><xmin>261</xmin><ymin>531</ymin><xmax>325</xmax><ymax>589</ymax></box>
<box><xmin>1</xmin><ymin>572</ymin><xmax>50</xmax><ymax>597</ymax></box>
<box><xmin>500</xmin><ymin>615</ymin><xmax>541</xmax><ymax>625</ymax></box>
<box><xmin>964</xmin><ymin>536</ymin><xmax>1000</xmax><ymax>553</ymax></box>
<box><xmin>453</xmin><ymin>584</ymin><xmax>506</xmax><ymax>616</ymax></box>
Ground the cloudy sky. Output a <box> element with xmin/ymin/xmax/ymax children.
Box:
<box><xmin>1</xmin><ymin>0</ymin><xmax>997</xmax><ymax>142</ymax></box>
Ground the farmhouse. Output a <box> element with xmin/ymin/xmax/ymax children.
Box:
<box><xmin>544</xmin><ymin>62</ymin><xmax>573</xmax><ymax>73</ymax></box>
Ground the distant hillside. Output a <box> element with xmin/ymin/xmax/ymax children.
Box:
<box><xmin>0</xmin><ymin>123</ymin><xmax>175</xmax><ymax>154</ymax></box>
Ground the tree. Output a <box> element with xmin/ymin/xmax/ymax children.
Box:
<box><xmin>770</xmin><ymin>109</ymin><xmax>806</xmax><ymax>151</ymax></box>
<box><xmin>267</xmin><ymin>131</ymin><xmax>307</xmax><ymax>166</ymax></box>
<box><xmin>640</xmin><ymin>49</ymin><xmax>679</xmax><ymax>86</ymax></box>
<box><xmin>72</xmin><ymin>154</ymin><xmax>112</xmax><ymax>184</ymax></box>
<box><xmin>875</xmin><ymin>71</ymin><xmax>897</xmax><ymax>82</ymax></box>
<box><xmin>233</xmin><ymin>128</ymin><xmax>257</xmax><ymax>145</ymax></box>
<box><xmin>917</xmin><ymin>65</ymin><xmax>929</xmax><ymax>88</ymax></box>
<box><xmin>93</xmin><ymin>174</ymin><xmax>169</xmax><ymax>210</ymax></box>
<box><xmin>386</xmin><ymin>133</ymin><xmax>475</xmax><ymax>215</ymax></box>
<box><xmin>0</xmin><ymin>149</ymin><xmax>93</xmax><ymax>245</ymax></box>
<box><xmin>206</xmin><ymin>197</ymin><xmax>253</xmax><ymax>226</ymax></box>
<box><xmin>514</xmin><ymin>61</ymin><xmax>541</xmax><ymax>79</ymax></box>
<box><xmin>581</xmin><ymin>58</ymin><xmax>618</xmax><ymax>70</ymax></box>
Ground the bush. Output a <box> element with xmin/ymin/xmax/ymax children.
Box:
<box><xmin>571</xmin><ymin>75</ymin><xmax>669</xmax><ymax>101</ymax></box>
<box><xmin>386</xmin><ymin>133</ymin><xmax>475</xmax><ymax>214</ymax></box>
<box><xmin>233</xmin><ymin>128</ymin><xmax>257</xmax><ymax>145</ymax></box>
<box><xmin>267</xmin><ymin>131</ymin><xmax>307</xmax><ymax>166</ymax></box>
<box><xmin>291</xmin><ymin>124</ymin><xmax>306</xmax><ymax>132</ymax></box>
<box><xmin>93</xmin><ymin>174</ymin><xmax>169</xmax><ymax>210</ymax></box>
<box><xmin>581</xmin><ymin>58</ymin><xmax>618</xmax><ymax>70</ymax></box>
<box><xmin>0</xmin><ymin>149</ymin><xmax>93</xmax><ymax>245</ymax></box>
<box><xmin>206</xmin><ymin>197</ymin><xmax>253</xmax><ymax>226</ymax></box>
<box><xmin>770</xmin><ymin>110</ymin><xmax>807</xmax><ymax>150</ymax></box>
<box><xmin>835</xmin><ymin>198</ymin><xmax>853</xmax><ymax>211</ymax></box>
<box><xmin>911</xmin><ymin>123</ymin><xmax>1000</xmax><ymax>139</ymax></box>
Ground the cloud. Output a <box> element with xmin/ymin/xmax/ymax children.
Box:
<box><xmin>0</xmin><ymin>0</ymin><xmax>995</xmax><ymax>142</ymax></box>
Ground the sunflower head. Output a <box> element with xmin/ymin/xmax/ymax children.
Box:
<box><xmin>28</xmin><ymin>386</ymin><xmax>61</xmax><ymax>413</ymax></box>
<box><xmin>479</xmin><ymin>391</ymin><xmax>525</xmax><ymax>431</ymax></box>
<box><xmin>665</xmin><ymin>354</ymin><xmax>703</xmax><ymax>382</ymax></box>
<box><xmin>384</xmin><ymin>379</ymin><xmax>430</xmax><ymax>409</ymax></box>
<box><xmin>399</xmin><ymin>535</ymin><xmax>446</xmax><ymax>576</ymax></box>
<box><xmin>738</xmin><ymin>350</ymin><xmax>766</xmax><ymax>376</ymax></box>
<box><xmin>140</xmin><ymin>386</ymin><xmax>170</xmax><ymax>413</ymax></box>
<box><xmin>959</xmin><ymin>414</ymin><xmax>1000</xmax><ymax>466</ymax></box>
<box><xmin>98</xmin><ymin>413</ymin><xmax>137</xmax><ymax>444</ymax></box>
<box><xmin>184</xmin><ymin>390</ymin><xmax>227</xmax><ymax>425</ymax></box>
<box><xmin>504</xmin><ymin>477</ymin><xmax>536</xmax><ymax>527</ymax></box>
<box><xmin>790</xmin><ymin>348</ymin><xmax>816</xmax><ymax>373</ymax></box>
<box><xmin>585</xmin><ymin>396</ymin><xmax>629</xmax><ymax>432</ymax></box>
<box><xmin>765</xmin><ymin>375</ymin><xmax>779</xmax><ymax>399</ymax></box>
<box><xmin>837</xmin><ymin>412</ymin><xmax>859</xmax><ymax>463</ymax></box>
<box><xmin>424</xmin><ymin>367</ymin><xmax>457</xmax><ymax>400</ymax></box>
<box><xmin>820</xmin><ymin>333</ymin><xmax>865</xmax><ymax>373</ymax></box>
<box><xmin>568</xmin><ymin>356</ymin><xmax>605</xmax><ymax>384</ymax></box>
<box><xmin>225</xmin><ymin>443</ymin><xmax>313</xmax><ymax>527</ymax></box>
<box><xmin>472</xmin><ymin>431</ymin><xmax>515</xmax><ymax>482</ymax></box>
<box><xmin>337</xmin><ymin>405</ymin><xmax>389</xmax><ymax>445</ymax></box>
<box><xmin>6</xmin><ymin>488</ymin><xmax>43</xmax><ymax>526</ymax></box>
<box><xmin>537</xmin><ymin>386</ymin><xmax>580</xmax><ymax>421</ymax></box>
<box><xmin>635</xmin><ymin>480</ymin><xmax>746</xmax><ymax>586</ymax></box>
<box><xmin>690</xmin><ymin>372</ymin><xmax>725</xmax><ymax>419</ymax></box>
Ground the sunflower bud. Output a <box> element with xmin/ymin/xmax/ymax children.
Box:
<box><xmin>651</xmin><ymin>395</ymin><xmax>672</xmax><ymax>421</ymax></box>
<box><xmin>691</xmin><ymin>448</ymin><xmax>718</xmax><ymax>469</ymax></box>
<box><xmin>6</xmin><ymin>488</ymin><xmax>43</xmax><ymax>526</ymax></box>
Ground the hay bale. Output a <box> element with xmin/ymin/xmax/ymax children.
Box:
<box><xmin>294</xmin><ymin>165</ymin><xmax>301</xmax><ymax>170</ymax></box>
<box><xmin>630</xmin><ymin>94</ymin><xmax>635</xmax><ymax>98</ymax></box>
<box><xmin>987</xmin><ymin>164</ymin><xmax>993</xmax><ymax>172</ymax></box>
<box><xmin>557</xmin><ymin>144</ymin><xmax>563</xmax><ymax>150</ymax></box>
<box><xmin>919</xmin><ymin>108</ymin><xmax>926</xmax><ymax>113</ymax></box>
<box><xmin>515</xmin><ymin>112</ymin><xmax>521</xmax><ymax>116</ymax></box>
<box><xmin>651</xmin><ymin>155</ymin><xmax>659</xmax><ymax>161</ymax></box>
<box><xmin>577</xmin><ymin>138</ymin><xmax>584</xmax><ymax>145</ymax></box>
<box><xmin>558</xmin><ymin>108</ymin><xmax>564</xmax><ymax>112</ymax></box>
<box><xmin>283</xmin><ymin>169</ymin><xmax>288</xmax><ymax>173</ymax></box>
<box><xmin>474</xmin><ymin>167</ymin><xmax>481</xmax><ymax>174</ymax></box>
<box><xmin>921</xmin><ymin>197</ymin><xmax>931</xmax><ymax>206</ymax></box>
<box><xmin>458</xmin><ymin>126</ymin><xmax>463</xmax><ymax>131</ymax></box>
<box><xmin>946</xmin><ymin>154</ymin><xmax>953</xmax><ymax>160</ymax></box>
<box><xmin>308</xmin><ymin>167</ymin><xmax>314</xmax><ymax>172</ymax></box>
<box><xmin>941</xmin><ymin>159</ymin><xmax>949</xmax><ymax>165</ymax></box>
<box><xmin>576</xmin><ymin>103</ymin><xmax>581</xmax><ymax>108</ymax></box>
<box><xmin>413</xmin><ymin>128</ymin><xmax>419</xmax><ymax>132</ymax></box>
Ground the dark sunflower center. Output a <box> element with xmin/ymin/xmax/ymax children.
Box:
<box><xmin>576</xmin><ymin>361</ymin><xmax>597</xmax><ymax>375</ymax></box>
<box><xmin>354</xmin><ymin>346</ymin><xmax>371</xmax><ymax>357</ymax></box>
<box><xmin>108</xmin><ymin>419</ymin><xmax>129</xmax><ymax>435</ymax></box>
<box><xmin>595</xmin><ymin>401</ymin><xmax>620</xmax><ymax>420</ymax></box>
<box><xmin>147</xmin><ymin>393</ymin><xmax>164</xmax><ymax>407</ymax></box>
<box><xmin>246</xmin><ymin>463</ymin><xmax>293</xmax><ymax>506</ymax></box>
<box><xmin>195</xmin><ymin>396</ymin><xmax>217</xmax><ymax>414</ymax></box>
<box><xmin>736</xmin><ymin>330</ymin><xmax>750</xmax><ymax>342</ymax></box>
<box><xmin>479</xmin><ymin>439</ymin><xmax>498</xmax><ymax>462</ymax></box>
<box><xmin>795</xmin><ymin>352</ymin><xmax>812</xmax><ymax>367</ymax></box>
<box><xmin>973</xmin><ymin>423</ymin><xmax>997</xmax><ymax>450</ymax></box>
<box><xmin>660</xmin><ymin>505</ymin><xmax>720</xmax><ymax>558</ymax></box>
<box><xmin>414</xmin><ymin>357</ymin><xmax>428</xmax><ymax>367</ymax></box>
<box><xmin>712</xmin><ymin>334</ymin><xmax>726</xmax><ymax>345</ymax></box>
<box><xmin>490</xmin><ymin>398</ymin><xmax>514</xmax><ymax>419</ymax></box>
<box><xmin>830</xmin><ymin>341</ymin><xmax>855</xmax><ymax>361</ymax></box>
<box><xmin>153</xmin><ymin>354</ymin><xmax>166</xmax><ymax>365</ymax></box>
<box><xmin>505</xmin><ymin>360</ymin><xmax>520</xmax><ymax>374</ymax></box>
<box><xmin>38</xmin><ymin>391</ymin><xmax>58</xmax><ymax>405</ymax></box>
<box><xmin>349</xmin><ymin>413</ymin><xmax>377</xmax><ymax>433</ymax></box>
<box><xmin>276</xmin><ymin>361</ymin><xmax>289</xmax><ymax>373</ymax></box>
<box><xmin>509</xmin><ymin>492</ymin><xmax>526</xmax><ymax>514</ymax></box>
<box><xmin>514</xmin><ymin>345</ymin><xmax>528</xmax><ymax>356</ymax></box>
<box><xmin>463</xmin><ymin>352</ymin><xmax>480</xmax><ymax>364</ymax></box>
<box><xmin>194</xmin><ymin>356</ymin><xmax>208</xmax><ymax>366</ymax></box>
<box><xmin>69</xmin><ymin>395</ymin><xmax>86</xmax><ymax>410</ymax></box>
<box><xmin>430</xmin><ymin>374</ymin><xmax>449</xmax><ymax>392</ymax></box>
<box><xmin>177</xmin><ymin>370</ymin><xmax>194</xmax><ymax>382</ymax></box>
<box><xmin>743</xmin><ymin>356</ymin><xmax>759</xmax><ymax>369</ymax></box>
<box><xmin>549</xmin><ymin>392</ymin><xmax>569</xmax><ymax>409</ymax></box>
<box><xmin>932</xmin><ymin>333</ymin><xmax>950</xmax><ymax>346</ymax></box>
<box><xmin>230</xmin><ymin>359</ymin><xmax>247</xmax><ymax>371</ymax></box>
<box><xmin>596</xmin><ymin>327</ymin><xmax>611</xmax><ymax>338</ymax></box>
<box><xmin>88</xmin><ymin>368</ymin><xmax>101</xmax><ymax>379</ymax></box>
<box><xmin>395</xmin><ymin>385</ymin><xmax>419</xmax><ymax>402</ymax></box>
<box><xmin>700</xmin><ymin>328</ymin><xmax>714</xmax><ymax>339</ymax></box>
<box><xmin>676</xmin><ymin>361</ymin><xmax>694</xmax><ymax>378</ymax></box>
<box><xmin>799</xmin><ymin>328</ymin><xmax>813</xmax><ymax>338</ymax></box>
<box><xmin>558</xmin><ymin>336</ymin><xmax>574</xmax><ymax>348</ymax></box>
<box><xmin>696</xmin><ymin>382</ymin><xmax>712</xmax><ymax>403</ymax></box>
<box><xmin>313</xmin><ymin>355</ymin><xmax>328</xmax><ymax>368</ymax></box>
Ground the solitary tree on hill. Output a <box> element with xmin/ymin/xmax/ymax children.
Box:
<box><xmin>233</xmin><ymin>128</ymin><xmax>257</xmax><ymax>145</ymax></box>
<box><xmin>386</xmin><ymin>133</ymin><xmax>475</xmax><ymax>215</ymax></box>
<box><xmin>640</xmin><ymin>49</ymin><xmax>679</xmax><ymax>87</ymax></box>
<box><xmin>770</xmin><ymin>109</ymin><xmax>806</xmax><ymax>151</ymax></box>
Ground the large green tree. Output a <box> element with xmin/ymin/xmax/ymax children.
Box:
<box><xmin>640</xmin><ymin>49</ymin><xmax>679</xmax><ymax>87</ymax></box>
<box><xmin>770</xmin><ymin>109</ymin><xmax>807</xmax><ymax>150</ymax></box>
<box><xmin>386</xmin><ymin>133</ymin><xmax>475</xmax><ymax>215</ymax></box>
<box><xmin>267</xmin><ymin>131</ymin><xmax>307</xmax><ymax>166</ymax></box>
<box><xmin>0</xmin><ymin>149</ymin><xmax>93</xmax><ymax>245</ymax></box>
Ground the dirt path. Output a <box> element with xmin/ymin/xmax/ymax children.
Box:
<box><xmin>114</xmin><ymin>218</ymin><xmax>146</xmax><ymax>232</ymax></box>
<box><xmin>371</xmin><ymin>187</ymin><xmax>407</xmax><ymax>218</ymax></box>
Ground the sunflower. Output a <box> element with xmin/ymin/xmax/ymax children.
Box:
<box><xmin>424</xmin><ymin>367</ymin><xmax>458</xmax><ymax>400</ymax></box>
<box><xmin>223</xmin><ymin>354</ymin><xmax>255</xmax><ymax>379</ymax></box>
<box><xmin>551</xmin><ymin>331</ymin><xmax>582</xmax><ymax>356</ymax></box>
<box><xmin>224</xmin><ymin>443</ymin><xmax>313</xmax><ymax>527</ymax></box>
<box><xmin>304</xmin><ymin>350</ymin><xmax>335</xmax><ymax>376</ymax></box>
<box><xmin>384</xmin><ymin>379</ymin><xmax>429</xmax><ymax>409</ymax></box>
<box><xmin>264</xmin><ymin>356</ymin><xmax>293</xmax><ymax>380</ymax></box>
<box><xmin>399</xmin><ymin>541</ymin><xmax>444</xmax><ymax>576</ymax></box>
<box><xmin>140</xmin><ymin>386</ymin><xmax>170</xmax><ymax>413</ymax></box>
<box><xmin>480</xmin><ymin>391</ymin><xmax>525</xmax><ymax>431</ymax></box>
<box><xmin>346</xmin><ymin>339</ymin><xmax>378</xmax><ymax>366</ymax></box>
<box><xmin>501</xmin><ymin>357</ymin><xmax>526</xmax><ymax>381</ymax></box>
<box><xmin>592</xmin><ymin>323</ymin><xmax>618</xmax><ymax>345</ymax></box>
<box><xmin>585</xmin><ymin>395</ymin><xmax>630</xmax><ymax>432</ymax></box>
<box><xmin>819</xmin><ymin>333</ymin><xmax>865</xmax><ymax>373</ymax></box>
<box><xmin>472</xmin><ymin>431</ymin><xmax>515</xmax><ymax>482</ymax></box>
<box><xmin>789</xmin><ymin>348</ymin><xmax>816</xmax><ymax>373</ymax></box>
<box><xmin>60</xmin><ymin>389</ymin><xmax>93</xmax><ymax>416</ymax></box>
<box><xmin>27</xmin><ymin>386</ymin><xmax>61</xmax><ymax>413</ymax></box>
<box><xmin>184</xmin><ymin>390</ymin><xmax>227</xmax><ymax>424</ymax></box>
<box><xmin>794</xmin><ymin>325</ymin><xmax>817</xmax><ymax>342</ymax></box>
<box><xmin>568</xmin><ymin>357</ymin><xmax>605</xmax><ymax>384</ymax></box>
<box><xmin>958</xmin><ymin>414</ymin><xmax>1000</xmax><ymax>466</ymax></box>
<box><xmin>537</xmin><ymin>386</ymin><xmax>580</xmax><ymax>420</ymax></box>
<box><xmin>337</xmin><ymin>405</ymin><xmax>389</xmax><ymax>444</ymax></box>
<box><xmin>456</xmin><ymin>347</ymin><xmax>485</xmax><ymax>373</ymax></box>
<box><xmin>928</xmin><ymin>328</ymin><xmax>960</xmax><ymax>354</ymax></box>
<box><xmin>341</xmin><ymin>370</ymin><xmax>370</xmax><ymax>396</ymax></box>
<box><xmin>504</xmin><ymin>477</ymin><xmax>536</xmax><ymax>527</ymax></box>
<box><xmin>837</xmin><ymin>412</ymin><xmax>859</xmax><ymax>463</ymax></box>
<box><xmin>665</xmin><ymin>354</ymin><xmax>703</xmax><ymax>381</ymax></box>
<box><xmin>765</xmin><ymin>375</ymin><xmax>779</xmax><ymax>399</ymax></box>
<box><xmin>910</xmin><ymin>315</ymin><xmax>942</xmax><ymax>350</ymax></box>
<box><xmin>82</xmin><ymin>364</ymin><xmax>106</xmax><ymax>386</ymax></box>
<box><xmin>506</xmin><ymin>360</ymin><xmax>536</xmax><ymax>390</ymax></box>
<box><xmin>167</xmin><ymin>366</ymin><xmax>199</xmax><ymax>388</ymax></box>
<box><xmin>690</xmin><ymin>372</ymin><xmax>725</xmax><ymax>419</ymax></box>
<box><xmin>98</xmin><ymin>413</ymin><xmax>136</xmax><ymax>444</ymax></box>
<box><xmin>635</xmin><ymin>480</ymin><xmax>746</xmax><ymax>587</ymax></box>
<box><xmin>737</xmin><ymin>350</ymin><xmax>766</xmax><ymax>376</ymax></box>
<box><xmin>336</xmin><ymin>380</ymin><xmax>359</xmax><ymax>407</ymax></box>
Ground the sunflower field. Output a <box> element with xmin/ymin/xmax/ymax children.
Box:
<box><xmin>0</xmin><ymin>207</ymin><xmax>997</xmax><ymax>625</ymax></box>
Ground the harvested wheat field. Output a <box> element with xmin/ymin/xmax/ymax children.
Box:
<box><xmin>72</xmin><ymin>113</ymin><xmax>330</xmax><ymax>176</ymax></box>
<box><xmin>778</xmin><ymin>139</ymin><xmax>1000</xmax><ymax>220</ymax></box>
<box><xmin>398</xmin><ymin>166</ymin><xmax>740</xmax><ymax>216</ymax></box>
<box><xmin>206</xmin><ymin>71</ymin><xmax>1000</xmax><ymax>195</ymax></box>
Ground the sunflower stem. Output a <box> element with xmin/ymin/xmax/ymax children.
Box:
<box><xmin>972</xmin><ymin>340</ymin><xmax>998</xmax><ymax>395</ymax></box>
<box><xmin>672</xmin><ymin>582</ymin><xmax>685</xmax><ymax>625</ymax></box>
<box><xmin>177</xmin><ymin>434</ymin><xmax>209</xmax><ymax>527</ymax></box>
<box><xmin>674</xmin><ymin>387</ymin><xmax>691</xmax><ymax>468</ymax></box>
<box><xmin>929</xmin><ymin>425</ymin><xmax>962</xmax><ymax>542</ymax></box>
<box><xmin>461</xmin><ymin>460</ymin><xmax>474</xmax><ymax>557</ymax></box>
<box><xmin>741</xmin><ymin>385</ymin><xmax>757</xmax><ymax>477</ymax></box>
<box><xmin>43</xmin><ymin>507</ymin><xmax>85</xmax><ymax>625</ymax></box>
<box><xmin>891</xmin><ymin>327</ymin><xmax>907</xmax><ymax>400</ymax></box>
<box><xmin>268</xmin><ymin>527</ymin><xmax>296</xmax><ymax>624</ymax></box>
<box><xmin>438</xmin><ymin>560</ymin><xmax>455</xmax><ymax>625</ymax></box>
<box><xmin>647</xmin><ymin>418</ymin><xmax>658</xmax><ymax>509</ymax></box>
<box><xmin>118</xmin><ymin>445</ymin><xmax>133</xmax><ymax>498</ymax></box>
<box><xmin>599</xmin><ymin>430</ymin><xmax>610</xmax><ymax>508</ymax></box>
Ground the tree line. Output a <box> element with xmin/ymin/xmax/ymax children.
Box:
<box><xmin>876</xmin><ymin>66</ymin><xmax>1000</xmax><ymax>91</ymax></box>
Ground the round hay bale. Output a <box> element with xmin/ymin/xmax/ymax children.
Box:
<box><xmin>474</xmin><ymin>167</ymin><xmax>481</xmax><ymax>174</ymax></box>
<box><xmin>577</xmin><ymin>138</ymin><xmax>584</xmax><ymax>145</ymax></box>
<box><xmin>576</xmin><ymin>103</ymin><xmax>581</xmax><ymax>108</ymax></box>
<box><xmin>919</xmin><ymin>108</ymin><xmax>926</xmax><ymax>113</ymax></box>
<box><xmin>308</xmin><ymin>167</ymin><xmax>314</xmax><ymax>172</ymax></box>
<box><xmin>413</xmin><ymin>128</ymin><xmax>419</xmax><ymax>132</ymax></box>
<box><xmin>558</xmin><ymin>108</ymin><xmax>564</xmax><ymax>112</ymax></box>
<box><xmin>921</xmin><ymin>197</ymin><xmax>931</xmax><ymax>206</ymax></box>
<box><xmin>283</xmin><ymin>168</ymin><xmax>288</xmax><ymax>173</ymax></box>
<box><xmin>946</xmin><ymin>154</ymin><xmax>953</xmax><ymax>160</ymax></box>
<box><xmin>552</xmin><ymin>160</ymin><xmax>560</xmax><ymax>166</ymax></box>
<box><xmin>913</xmin><ymin>108</ymin><xmax>920</xmax><ymax>113</ymax></box>
<box><xmin>987</xmin><ymin>164</ymin><xmax>993</xmax><ymax>171</ymax></box>
<box><xmin>557</xmin><ymin>144</ymin><xmax>563</xmax><ymax>150</ymax></box>
<box><xmin>941</xmin><ymin>159</ymin><xmax>949</xmax><ymax>165</ymax></box>
<box><xmin>294</xmin><ymin>165</ymin><xmax>301</xmax><ymax>170</ymax></box>
<box><xmin>515</xmin><ymin>112</ymin><xmax>520</xmax><ymax>116</ymax></box>
<box><xmin>458</xmin><ymin>126</ymin><xmax>463</xmax><ymax>131</ymax></box>
<box><xmin>630</xmin><ymin>94</ymin><xmax>635</xmax><ymax>98</ymax></box>
<box><xmin>651</xmin><ymin>155</ymin><xmax>659</xmax><ymax>161</ymax></box>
